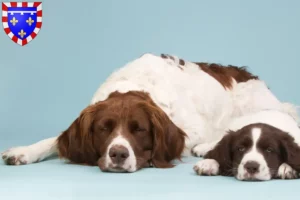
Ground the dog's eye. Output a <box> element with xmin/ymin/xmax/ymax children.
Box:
<box><xmin>135</xmin><ymin>128</ymin><xmax>146</xmax><ymax>132</ymax></box>
<box><xmin>99</xmin><ymin>127</ymin><xmax>109</xmax><ymax>132</ymax></box>
<box><xmin>129</xmin><ymin>121</ymin><xmax>147</xmax><ymax>133</ymax></box>
<box><xmin>266</xmin><ymin>147</ymin><xmax>273</xmax><ymax>153</ymax></box>
<box><xmin>92</xmin><ymin>126</ymin><xmax>110</xmax><ymax>135</ymax></box>
<box><xmin>238</xmin><ymin>147</ymin><xmax>245</xmax><ymax>152</ymax></box>
<box><xmin>98</xmin><ymin>119</ymin><xmax>115</xmax><ymax>133</ymax></box>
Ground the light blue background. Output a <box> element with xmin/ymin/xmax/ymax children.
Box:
<box><xmin>1</xmin><ymin>0</ymin><xmax>300</xmax><ymax>199</ymax></box>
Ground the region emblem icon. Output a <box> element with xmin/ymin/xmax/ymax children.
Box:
<box><xmin>2</xmin><ymin>2</ymin><xmax>42</xmax><ymax>46</ymax></box>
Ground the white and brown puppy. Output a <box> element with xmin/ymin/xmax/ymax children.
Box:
<box><xmin>194</xmin><ymin>110</ymin><xmax>300</xmax><ymax>181</ymax></box>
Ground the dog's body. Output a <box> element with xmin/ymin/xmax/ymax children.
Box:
<box><xmin>2</xmin><ymin>53</ymin><xmax>299</xmax><ymax>176</ymax></box>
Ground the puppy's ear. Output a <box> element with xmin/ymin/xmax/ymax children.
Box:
<box><xmin>57</xmin><ymin>104</ymin><xmax>99</xmax><ymax>165</ymax></box>
<box><xmin>204</xmin><ymin>131</ymin><xmax>235</xmax><ymax>176</ymax></box>
<box><xmin>280</xmin><ymin>134</ymin><xmax>300</xmax><ymax>172</ymax></box>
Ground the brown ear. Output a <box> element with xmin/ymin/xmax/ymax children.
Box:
<box><xmin>280</xmin><ymin>134</ymin><xmax>300</xmax><ymax>172</ymax></box>
<box><xmin>142</xmin><ymin>103</ymin><xmax>186</xmax><ymax>168</ymax></box>
<box><xmin>204</xmin><ymin>131</ymin><xmax>235</xmax><ymax>176</ymax></box>
<box><xmin>57</xmin><ymin>105</ymin><xmax>99</xmax><ymax>165</ymax></box>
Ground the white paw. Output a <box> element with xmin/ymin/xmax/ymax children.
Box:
<box><xmin>1</xmin><ymin>146</ymin><xmax>37</xmax><ymax>165</ymax></box>
<box><xmin>192</xmin><ymin>143</ymin><xmax>213</xmax><ymax>157</ymax></box>
<box><xmin>193</xmin><ymin>159</ymin><xmax>219</xmax><ymax>176</ymax></box>
<box><xmin>277</xmin><ymin>163</ymin><xmax>298</xmax><ymax>179</ymax></box>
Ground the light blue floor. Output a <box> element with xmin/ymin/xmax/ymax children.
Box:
<box><xmin>1</xmin><ymin>1</ymin><xmax>300</xmax><ymax>199</ymax></box>
<box><xmin>1</xmin><ymin>153</ymin><xmax>300</xmax><ymax>200</ymax></box>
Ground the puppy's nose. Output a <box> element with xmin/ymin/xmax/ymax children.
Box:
<box><xmin>109</xmin><ymin>145</ymin><xmax>129</xmax><ymax>164</ymax></box>
<box><xmin>244</xmin><ymin>161</ymin><xmax>260</xmax><ymax>174</ymax></box>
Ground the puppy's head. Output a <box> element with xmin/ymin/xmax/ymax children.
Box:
<box><xmin>204</xmin><ymin>123</ymin><xmax>300</xmax><ymax>181</ymax></box>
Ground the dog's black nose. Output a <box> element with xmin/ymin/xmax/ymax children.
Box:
<box><xmin>244</xmin><ymin>161</ymin><xmax>260</xmax><ymax>174</ymax></box>
<box><xmin>109</xmin><ymin>145</ymin><xmax>129</xmax><ymax>165</ymax></box>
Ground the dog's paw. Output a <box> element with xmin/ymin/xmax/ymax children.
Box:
<box><xmin>277</xmin><ymin>163</ymin><xmax>298</xmax><ymax>179</ymax></box>
<box><xmin>192</xmin><ymin>143</ymin><xmax>213</xmax><ymax>157</ymax></box>
<box><xmin>1</xmin><ymin>146</ymin><xmax>36</xmax><ymax>165</ymax></box>
<box><xmin>193</xmin><ymin>159</ymin><xmax>219</xmax><ymax>176</ymax></box>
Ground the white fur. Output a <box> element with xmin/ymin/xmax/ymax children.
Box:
<box><xmin>228</xmin><ymin>110</ymin><xmax>300</xmax><ymax>145</ymax></box>
<box><xmin>277</xmin><ymin>163</ymin><xmax>298</xmax><ymax>179</ymax></box>
<box><xmin>193</xmin><ymin>159</ymin><xmax>219</xmax><ymax>176</ymax></box>
<box><xmin>2</xmin><ymin>137</ymin><xmax>57</xmax><ymax>165</ymax></box>
<box><xmin>236</xmin><ymin>128</ymin><xmax>271</xmax><ymax>181</ymax></box>
<box><xmin>2</xmin><ymin>53</ymin><xmax>298</xmax><ymax>167</ymax></box>
<box><xmin>105</xmin><ymin>136</ymin><xmax>137</xmax><ymax>172</ymax></box>
<box><xmin>192</xmin><ymin>141</ymin><xmax>218</xmax><ymax>157</ymax></box>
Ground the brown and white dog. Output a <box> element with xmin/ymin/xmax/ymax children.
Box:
<box><xmin>1</xmin><ymin>53</ymin><xmax>299</xmax><ymax>176</ymax></box>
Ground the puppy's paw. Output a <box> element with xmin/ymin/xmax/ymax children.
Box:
<box><xmin>193</xmin><ymin>159</ymin><xmax>219</xmax><ymax>176</ymax></box>
<box><xmin>277</xmin><ymin>163</ymin><xmax>298</xmax><ymax>179</ymax></box>
<box><xmin>192</xmin><ymin>143</ymin><xmax>213</xmax><ymax>157</ymax></box>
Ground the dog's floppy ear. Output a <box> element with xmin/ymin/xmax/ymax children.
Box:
<box><xmin>280</xmin><ymin>133</ymin><xmax>300</xmax><ymax>172</ymax></box>
<box><xmin>57</xmin><ymin>104</ymin><xmax>99</xmax><ymax>165</ymax></box>
<box><xmin>204</xmin><ymin>131</ymin><xmax>235</xmax><ymax>176</ymax></box>
<box><xmin>141</xmin><ymin>102</ymin><xmax>186</xmax><ymax>168</ymax></box>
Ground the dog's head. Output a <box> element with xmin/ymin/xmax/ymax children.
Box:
<box><xmin>57</xmin><ymin>91</ymin><xmax>186</xmax><ymax>172</ymax></box>
<box><xmin>204</xmin><ymin>123</ymin><xmax>300</xmax><ymax>181</ymax></box>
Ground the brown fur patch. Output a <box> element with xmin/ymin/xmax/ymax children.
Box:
<box><xmin>195</xmin><ymin>62</ymin><xmax>259</xmax><ymax>89</ymax></box>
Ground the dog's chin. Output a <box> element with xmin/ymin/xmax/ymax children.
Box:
<box><xmin>235</xmin><ymin>173</ymin><xmax>271</xmax><ymax>181</ymax></box>
<box><xmin>99</xmin><ymin>166</ymin><xmax>131</xmax><ymax>173</ymax></box>
<box><xmin>99</xmin><ymin>162</ymin><xmax>140</xmax><ymax>173</ymax></box>
<box><xmin>107</xmin><ymin>166</ymin><xmax>129</xmax><ymax>173</ymax></box>
<box><xmin>237</xmin><ymin>176</ymin><xmax>262</xmax><ymax>181</ymax></box>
